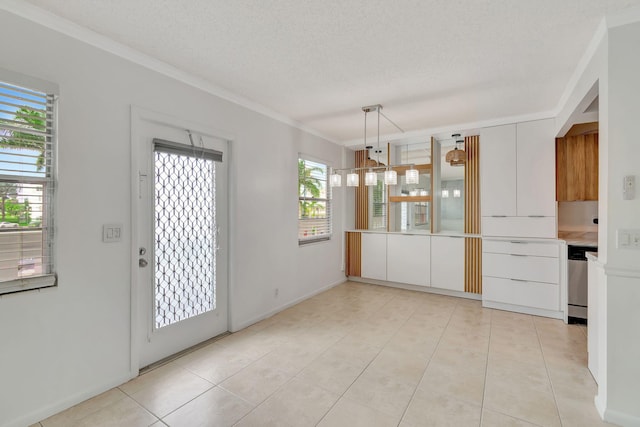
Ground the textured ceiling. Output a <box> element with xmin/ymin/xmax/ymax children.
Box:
<box><xmin>22</xmin><ymin>0</ymin><xmax>640</xmax><ymax>142</ymax></box>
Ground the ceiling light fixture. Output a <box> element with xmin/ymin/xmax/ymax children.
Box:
<box><xmin>329</xmin><ymin>104</ymin><xmax>406</xmax><ymax>188</ymax></box>
<box><xmin>445</xmin><ymin>133</ymin><xmax>466</xmax><ymax>167</ymax></box>
<box><xmin>404</xmin><ymin>143</ymin><xmax>419</xmax><ymax>185</ymax></box>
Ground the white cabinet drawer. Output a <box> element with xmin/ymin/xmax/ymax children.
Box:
<box><xmin>483</xmin><ymin>240</ymin><xmax>559</xmax><ymax>258</ymax></box>
<box><xmin>482</xmin><ymin>216</ymin><xmax>556</xmax><ymax>239</ymax></box>
<box><xmin>387</xmin><ymin>234</ymin><xmax>430</xmax><ymax>287</ymax></box>
<box><xmin>483</xmin><ymin>276</ymin><xmax>559</xmax><ymax>311</ymax></box>
<box><xmin>483</xmin><ymin>252</ymin><xmax>559</xmax><ymax>284</ymax></box>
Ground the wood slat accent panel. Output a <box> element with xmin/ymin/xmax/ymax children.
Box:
<box><xmin>464</xmin><ymin>135</ymin><xmax>481</xmax><ymax>294</ymax></box>
<box><xmin>464</xmin><ymin>135</ymin><xmax>480</xmax><ymax>235</ymax></box>
<box><xmin>345</xmin><ymin>232</ymin><xmax>362</xmax><ymax>277</ymax></box>
<box><xmin>354</xmin><ymin>150</ymin><xmax>369</xmax><ymax>229</ymax></box>
<box><xmin>465</xmin><ymin>237</ymin><xmax>482</xmax><ymax>294</ymax></box>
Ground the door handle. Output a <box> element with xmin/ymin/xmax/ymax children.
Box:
<box><xmin>139</xmin><ymin>258</ymin><xmax>148</xmax><ymax>268</ymax></box>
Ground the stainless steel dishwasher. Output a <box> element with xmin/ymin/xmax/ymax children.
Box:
<box><xmin>568</xmin><ymin>245</ymin><xmax>593</xmax><ymax>322</ymax></box>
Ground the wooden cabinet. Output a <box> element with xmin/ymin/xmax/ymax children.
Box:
<box><xmin>430</xmin><ymin>236</ymin><xmax>464</xmax><ymax>291</ymax></box>
<box><xmin>556</xmin><ymin>133</ymin><xmax>598</xmax><ymax>201</ymax></box>
<box><xmin>480</xmin><ymin>119</ymin><xmax>556</xmax><ymax>238</ymax></box>
<box><xmin>387</xmin><ymin>234</ymin><xmax>430</xmax><ymax>286</ymax></box>
<box><xmin>361</xmin><ymin>233</ymin><xmax>387</xmax><ymax>281</ymax></box>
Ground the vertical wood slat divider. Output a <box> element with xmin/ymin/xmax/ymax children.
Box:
<box><xmin>354</xmin><ymin>150</ymin><xmax>368</xmax><ymax>230</ymax></box>
<box><xmin>464</xmin><ymin>135</ymin><xmax>482</xmax><ymax>294</ymax></box>
<box><xmin>345</xmin><ymin>231</ymin><xmax>362</xmax><ymax>277</ymax></box>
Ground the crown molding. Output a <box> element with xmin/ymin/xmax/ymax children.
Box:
<box><xmin>342</xmin><ymin>109</ymin><xmax>557</xmax><ymax>148</ymax></box>
<box><xmin>0</xmin><ymin>0</ymin><xmax>337</xmax><ymax>144</ymax></box>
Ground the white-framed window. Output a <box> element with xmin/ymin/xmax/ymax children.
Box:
<box><xmin>0</xmin><ymin>69</ymin><xmax>57</xmax><ymax>295</ymax></box>
<box><xmin>298</xmin><ymin>156</ymin><xmax>331</xmax><ymax>244</ymax></box>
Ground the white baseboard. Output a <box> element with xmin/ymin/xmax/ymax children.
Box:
<box><xmin>482</xmin><ymin>300</ymin><xmax>564</xmax><ymax>320</ymax></box>
<box><xmin>604</xmin><ymin>407</ymin><xmax>640</xmax><ymax>427</ymax></box>
<box><xmin>347</xmin><ymin>276</ymin><xmax>482</xmax><ymax>301</ymax></box>
<box><xmin>229</xmin><ymin>278</ymin><xmax>346</xmax><ymax>332</ymax></box>
<box><xmin>4</xmin><ymin>371</ymin><xmax>135</xmax><ymax>427</ymax></box>
<box><xmin>597</xmin><ymin>393</ymin><xmax>640</xmax><ymax>427</ymax></box>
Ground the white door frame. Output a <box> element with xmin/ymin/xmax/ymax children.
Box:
<box><xmin>129</xmin><ymin>105</ymin><xmax>235</xmax><ymax>376</ymax></box>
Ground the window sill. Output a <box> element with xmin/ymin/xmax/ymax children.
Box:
<box><xmin>299</xmin><ymin>236</ymin><xmax>331</xmax><ymax>246</ymax></box>
<box><xmin>0</xmin><ymin>274</ymin><xmax>57</xmax><ymax>296</ymax></box>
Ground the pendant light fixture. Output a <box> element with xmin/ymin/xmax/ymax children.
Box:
<box><xmin>404</xmin><ymin>144</ymin><xmax>419</xmax><ymax>184</ymax></box>
<box><xmin>384</xmin><ymin>169</ymin><xmax>397</xmax><ymax>185</ymax></box>
<box><xmin>329</xmin><ymin>170</ymin><xmax>342</xmax><ymax>187</ymax></box>
<box><xmin>445</xmin><ymin>134</ymin><xmax>466</xmax><ymax>166</ymax></box>
<box><xmin>328</xmin><ymin>104</ymin><xmax>406</xmax><ymax>187</ymax></box>
<box><xmin>364</xmin><ymin>106</ymin><xmax>379</xmax><ymax>186</ymax></box>
<box><xmin>346</xmin><ymin>171</ymin><xmax>359</xmax><ymax>186</ymax></box>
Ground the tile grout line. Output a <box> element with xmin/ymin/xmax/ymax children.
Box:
<box><xmin>533</xmin><ymin>317</ymin><xmax>565</xmax><ymax>427</ymax></box>
<box><xmin>395</xmin><ymin>297</ymin><xmax>459</xmax><ymax>427</ymax></box>
<box><xmin>478</xmin><ymin>307</ymin><xmax>494</xmax><ymax>427</ymax></box>
<box><xmin>235</xmin><ymin>288</ymin><xmax>406</xmax><ymax>426</ymax></box>
<box><xmin>313</xmin><ymin>292</ymin><xmax>413</xmax><ymax>425</ymax></box>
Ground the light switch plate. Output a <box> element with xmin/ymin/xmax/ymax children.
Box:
<box><xmin>617</xmin><ymin>229</ymin><xmax>640</xmax><ymax>249</ymax></box>
<box><xmin>623</xmin><ymin>175</ymin><xmax>635</xmax><ymax>200</ymax></box>
<box><xmin>103</xmin><ymin>223</ymin><xmax>123</xmax><ymax>243</ymax></box>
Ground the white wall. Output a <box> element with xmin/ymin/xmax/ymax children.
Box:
<box><xmin>557</xmin><ymin>17</ymin><xmax>640</xmax><ymax>425</ymax></box>
<box><xmin>0</xmin><ymin>10</ymin><xmax>345</xmax><ymax>427</ymax></box>
<box><xmin>603</xmin><ymin>21</ymin><xmax>640</xmax><ymax>425</ymax></box>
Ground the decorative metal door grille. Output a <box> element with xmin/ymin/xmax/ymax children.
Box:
<box><xmin>154</xmin><ymin>150</ymin><xmax>216</xmax><ymax>329</ymax></box>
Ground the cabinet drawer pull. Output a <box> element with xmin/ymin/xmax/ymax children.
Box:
<box><xmin>528</xmin><ymin>215</ymin><xmax>545</xmax><ymax>218</ymax></box>
<box><xmin>510</xmin><ymin>278</ymin><xmax>528</xmax><ymax>282</ymax></box>
<box><xmin>510</xmin><ymin>254</ymin><xmax>527</xmax><ymax>257</ymax></box>
<box><xmin>510</xmin><ymin>241</ymin><xmax>527</xmax><ymax>244</ymax></box>
<box><xmin>491</xmin><ymin>215</ymin><xmax>507</xmax><ymax>218</ymax></box>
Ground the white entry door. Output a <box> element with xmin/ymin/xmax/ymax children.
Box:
<box><xmin>133</xmin><ymin>109</ymin><xmax>228</xmax><ymax>369</ymax></box>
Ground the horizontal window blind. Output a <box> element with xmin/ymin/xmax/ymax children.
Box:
<box><xmin>298</xmin><ymin>157</ymin><xmax>331</xmax><ymax>244</ymax></box>
<box><xmin>0</xmin><ymin>78</ymin><xmax>56</xmax><ymax>294</ymax></box>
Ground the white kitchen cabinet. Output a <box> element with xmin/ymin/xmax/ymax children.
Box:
<box><xmin>361</xmin><ymin>233</ymin><xmax>387</xmax><ymax>281</ymax></box>
<box><xmin>482</xmin><ymin>238</ymin><xmax>562</xmax><ymax>318</ymax></box>
<box><xmin>480</xmin><ymin>124</ymin><xmax>517</xmax><ymax>217</ymax></box>
<box><xmin>386</xmin><ymin>234</ymin><xmax>430</xmax><ymax>286</ymax></box>
<box><xmin>516</xmin><ymin>120</ymin><xmax>556</xmax><ymax>217</ymax></box>
<box><xmin>480</xmin><ymin>119</ymin><xmax>556</xmax><ymax>238</ymax></box>
<box><xmin>430</xmin><ymin>235</ymin><xmax>464</xmax><ymax>291</ymax></box>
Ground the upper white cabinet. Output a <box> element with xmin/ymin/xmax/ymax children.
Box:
<box><xmin>480</xmin><ymin>119</ymin><xmax>556</xmax><ymax>238</ymax></box>
<box><xmin>480</xmin><ymin>124</ymin><xmax>517</xmax><ymax>217</ymax></box>
<box><xmin>361</xmin><ymin>233</ymin><xmax>387</xmax><ymax>281</ymax></box>
<box><xmin>387</xmin><ymin>234</ymin><xmax>430</xmax><ymax>287</ymax></box>
<box><xmin>430</xmin><ymin>236</ymin><xmax>464</xmax><ymax>292</ymax></box>
<box><xmin>516</xmin><ymin>120</ymin><xmax>556</xmax><ymax>217</ymax></box>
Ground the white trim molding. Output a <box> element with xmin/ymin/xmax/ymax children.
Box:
<box><xmin>0</xmin><ymin>0</ymin><xmax>337</xmax><ymax>144</ymax></box>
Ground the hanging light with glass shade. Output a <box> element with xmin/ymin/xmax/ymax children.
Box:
<box><xmin>346</xmin><ymin>171</ymin><xmax>359</xmax><ymax>186</ymax></box>
<box><xmin>403</xmin><ymin>143</ymin><xmax>419</xmax><ymax>184</ymax></box>
<box><xmin>445</xmin><ymin>134</ymin><xmax>466</xmax><ymax>166</ymax></box>
<box><xmin>329</xmin><ymin>169</ymin><xmax>342</xmax><ymax>187</ymax></box>
<box><xmin>384</xmin><ymin>169</ymin><xmax>397</xmax><ymax>185</ymax></box>
<box><xmin>327</xmin><ymin>104</ymin><xmax>407</xmax><ymax>187</ymax></box>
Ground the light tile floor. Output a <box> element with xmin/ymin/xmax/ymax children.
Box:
<box><xmin>35</xmin><ymin>281</ymin><xmax>613</xmax><ymax>427</ymax></box>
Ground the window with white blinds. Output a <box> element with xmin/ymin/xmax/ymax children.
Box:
<box><xmin>298</xmin><ymin>157</ymin><xmax>331</xmax><ymax>244</ymax></box>
<box><xmin>0</xmin><ymin>71</ymin><xmax>57</xmax><ymax>294</ymax></box>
